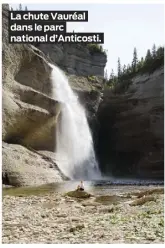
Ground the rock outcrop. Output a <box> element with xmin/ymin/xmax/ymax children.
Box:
<box><xmin>97</xmin><ymin>67</ymin><xmax>164</xmax><ymax>179</ymax></box>
<box><xmin>4</xmin><ymin>4</ymin><xmax>163</xmax><ymax>183</ymax></box>
<box><xmin>2</xmin><ymin>142</ymin><xmax>66</xmax><ymax>186</ymax></box>
<box><xmin>2</xmin><ymin>4</ymin><xmax>105</xmax><ymax>186</ymax></box>
<box><xmin>2</xmin><ymin>5</ymin><xmax>66</xmax><ymax>185</ymax></box>
<box><xmin>39</xmin><ymin>43</ymin><xmax>107</xmax><ymax>77</ymax></box>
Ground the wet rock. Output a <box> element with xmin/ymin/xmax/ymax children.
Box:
<box><xmin>95</xmin><ymin>195</ymin><xmax>125</xmax><ymax>205</ymax></box>
<box><xmin>134</xmin><ymin>188</ymin><xmax>164</xmax><ymax>198</ymax></box>
<box><xmin>65</xmin><ymin>190</ymin><xmax>91</xmax><ymax>199</ymax></box>
<box><xmin>129</xmin><ymin>196</ymin><xmax>156</xmax><ymax>206</ymax></box>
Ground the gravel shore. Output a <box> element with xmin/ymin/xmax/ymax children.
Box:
<box><xmin>2</xmin><ymin>186</ymin><xmax>164</xmax><ymax>244</ymax></box>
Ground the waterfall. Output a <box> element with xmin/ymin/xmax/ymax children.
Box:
<box><xmin>50</xmin><ymin>64</ymin><xmax>101</xmax><ymax>180</ymax></box>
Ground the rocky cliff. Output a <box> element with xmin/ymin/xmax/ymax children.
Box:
<box><xmin>2</xmin><ymin>5</ymin><xmax>69</xmax><ymax>186</ymax></box>
<box><xmin>3</xmin><ymin>4</ymin><xmax>163</xmax><ymax>185</ymax></box>
<box><xmin>97</xmin><ymin>67</ymin><xmax>164</xmax><ymax>179</ymax></box>
<box><xmin>38</xmin><ymin>44</ymin><xmax>107</xmax><ymax>77</ymax></box>
<box><xmin>2</xmin><ymin>4</ymin><xmax>104</xmax><ymax>186</ymax></box>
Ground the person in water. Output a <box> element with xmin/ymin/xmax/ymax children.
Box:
<box><xmin>77</xmin><ymin>181</ymin><xmax>84</xmax><ymax>191</ymax></box>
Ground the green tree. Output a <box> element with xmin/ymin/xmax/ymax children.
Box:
<box><xmin>108</xmin><ymin>69</ymin><xmax>115</xmax><ymax>86</ymax></box>
<box><xmin>137</xmin><ymin>57</ymin><xmax>144</xmax><ymax>71</ymax></box>
<box><xmin>132</xmin><ymin>47</ymin><xmax>138</xmax><ymax>72</ymax></box>
<box><xmin>156</xmin><ymin>46</ymin><xmax>164</xmax><ymax>58</ymax></box>
<box><xmin>117</xmin><ymin>57</ymin><xmax>121</xmax><ymax>78</ymax></box>
<box><xmin>109</xmin><ymin>69</ymin><xmax>114</xmax><ymax>80</ymax></box>
<box><xmin>19</xmin><ymin>4</ymin><xmax>22</xmax><ymax>10</ymax></box>
<box><xmin>108</xmin><ymin>45</ymin><xmax>164</xmax><ymax>93</ymax></box>
<box><xmin>123</xmin><ymin>64</ymin><xmax>127</xmax><ymax>74</ymax></box>
<box><xmin>152</xmin><ymin>44</ymin><xmax>156</xmax><ymax>58</ymax></box>
<box><xmin>126</xmin><ymin>64</ymin><xmax>132</xmax><ymax>74</ymax></box>
<box><xmin>145</xmin><ymin>49</ymin><xmax>152</xmax><ymax>63</ymax></box>
<box><xmin>100</xmin><ymin>45</ymin><xmax>103</xmax><ymax>53</ymax></box>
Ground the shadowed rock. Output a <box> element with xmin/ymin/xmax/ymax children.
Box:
<box><xmin>97</xmin><ymin>67</ymin><xmax>164</xmax><ymax>179</ymax></box>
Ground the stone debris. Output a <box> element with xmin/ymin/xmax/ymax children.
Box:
<box><xmin>2</xmin><ymin>187</ymin><xmax>164</xmax><ymax>244</ymax></box>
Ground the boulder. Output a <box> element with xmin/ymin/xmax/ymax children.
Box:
<box><xmin>129</xmin><ymin>196</ymin><xmax>156</xmax><ymax>206</ymax></box>
<box><xmin>65</xmin><ymin>190</ymin><xmax>91</xmax><ymax>198</ymax></box>
<box><xmin>2</xmin><ymin>142</ymin><xmax>66</xmax><ymax>186</ymax></box>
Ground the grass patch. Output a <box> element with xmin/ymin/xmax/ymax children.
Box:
<box><xmin>95</xmin><ymin>195</ymin><xmax>126</xmax><ymax>205</ymax></box>
<box><xmin>3</xmin><ymin>183</ymin><xmax>57</xmax><ymax>197</ymax></box>
<box><xmin>87</xmin><ymin>75</ymin><xmax>96</xmax><ymax>82</ymax></box>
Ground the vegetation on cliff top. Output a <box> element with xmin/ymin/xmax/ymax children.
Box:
<box><xmin>105</xmin><ymin>44</ymin><xmax>164</xmax><ymax>93</ymax></box>
<box><xmin>87</xmin><ymin>44</ymin><xmax>107</xmax><ymax>55</ymax></box>
<box><xmin>10</xmin><ymin>3</ymin><xmax>28</xmax><ymax>11</ymax></box>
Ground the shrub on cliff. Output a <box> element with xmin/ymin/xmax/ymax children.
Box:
<box><xmin>87</xmin><ymin>44</ymin><xmax>106</xmax><ymax>55</ymax></box>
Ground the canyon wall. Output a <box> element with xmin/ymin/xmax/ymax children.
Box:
<box><xmin>97</xmin><ymin>67</ymin><xmax>164</xmax><ymax>179</ymax></box>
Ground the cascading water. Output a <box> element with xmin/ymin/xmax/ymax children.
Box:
<box><xmin>50</xmin><ymin>64</ymin><xmax>101</xmax><ymax>180</ymax></box>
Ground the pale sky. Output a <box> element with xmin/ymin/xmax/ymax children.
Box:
<box><xmin>10</xmin><ymin>3</ymin><xmax>164</xmax><ymax>75</ymax></box>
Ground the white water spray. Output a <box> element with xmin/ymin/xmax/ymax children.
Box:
<box><xmin>50</xmin><ymin>64</ymin><xmax>100</xmax><ymax>180</ymax></box>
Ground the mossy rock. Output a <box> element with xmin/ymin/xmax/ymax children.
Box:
<box><xmin>3</xmin><ymin>183</ymin><xmax>56</xmax><ymax>197</ymax></box>
<box><xmin>65</xmin><ymin>190</ymin><xmax>91</xmax><ymax>199</ymax></box>
<box><xmin>134</xmin><ymin>188</ymin><xmax>164</xmax><ymax>198</ymax></box>
<box><xmin>95</xmin><ymin>195</ymin><xmax>124</xmax><ymax>205</ymax></box>
<box><xmin>129</xmin><ymin>196</ymin><xmax>156</xmax><ymax>206</ymax></box>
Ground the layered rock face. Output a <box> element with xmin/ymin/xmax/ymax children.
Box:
<box><xmin>2</xmin><ymin>5</ymin><xmax>66</xmax><ymax>186</ymax></box>
<box><xmin>98</xmin><ymin>67</ymin><xmax>164</xmax><ymax>179</ymax></box>
<box><xmin>2</xmin><ymin>5</ymin><xmax>104</xmax><ymax>186</ymax></box>
<box><xmin>39</xmin><ymin>44</ymin><xmax>107</xmax><ymax>77</ymax></box>
<box><xmin>3</xmin><ymin>4</ymin><xmax>163</xmax><ymax>184</ymax></box>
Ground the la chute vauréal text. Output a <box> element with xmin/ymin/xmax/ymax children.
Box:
<box><xmin>10</xmin><ymin>12</ymin><xmax>86</xmax><ymax>21</ymax></box>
